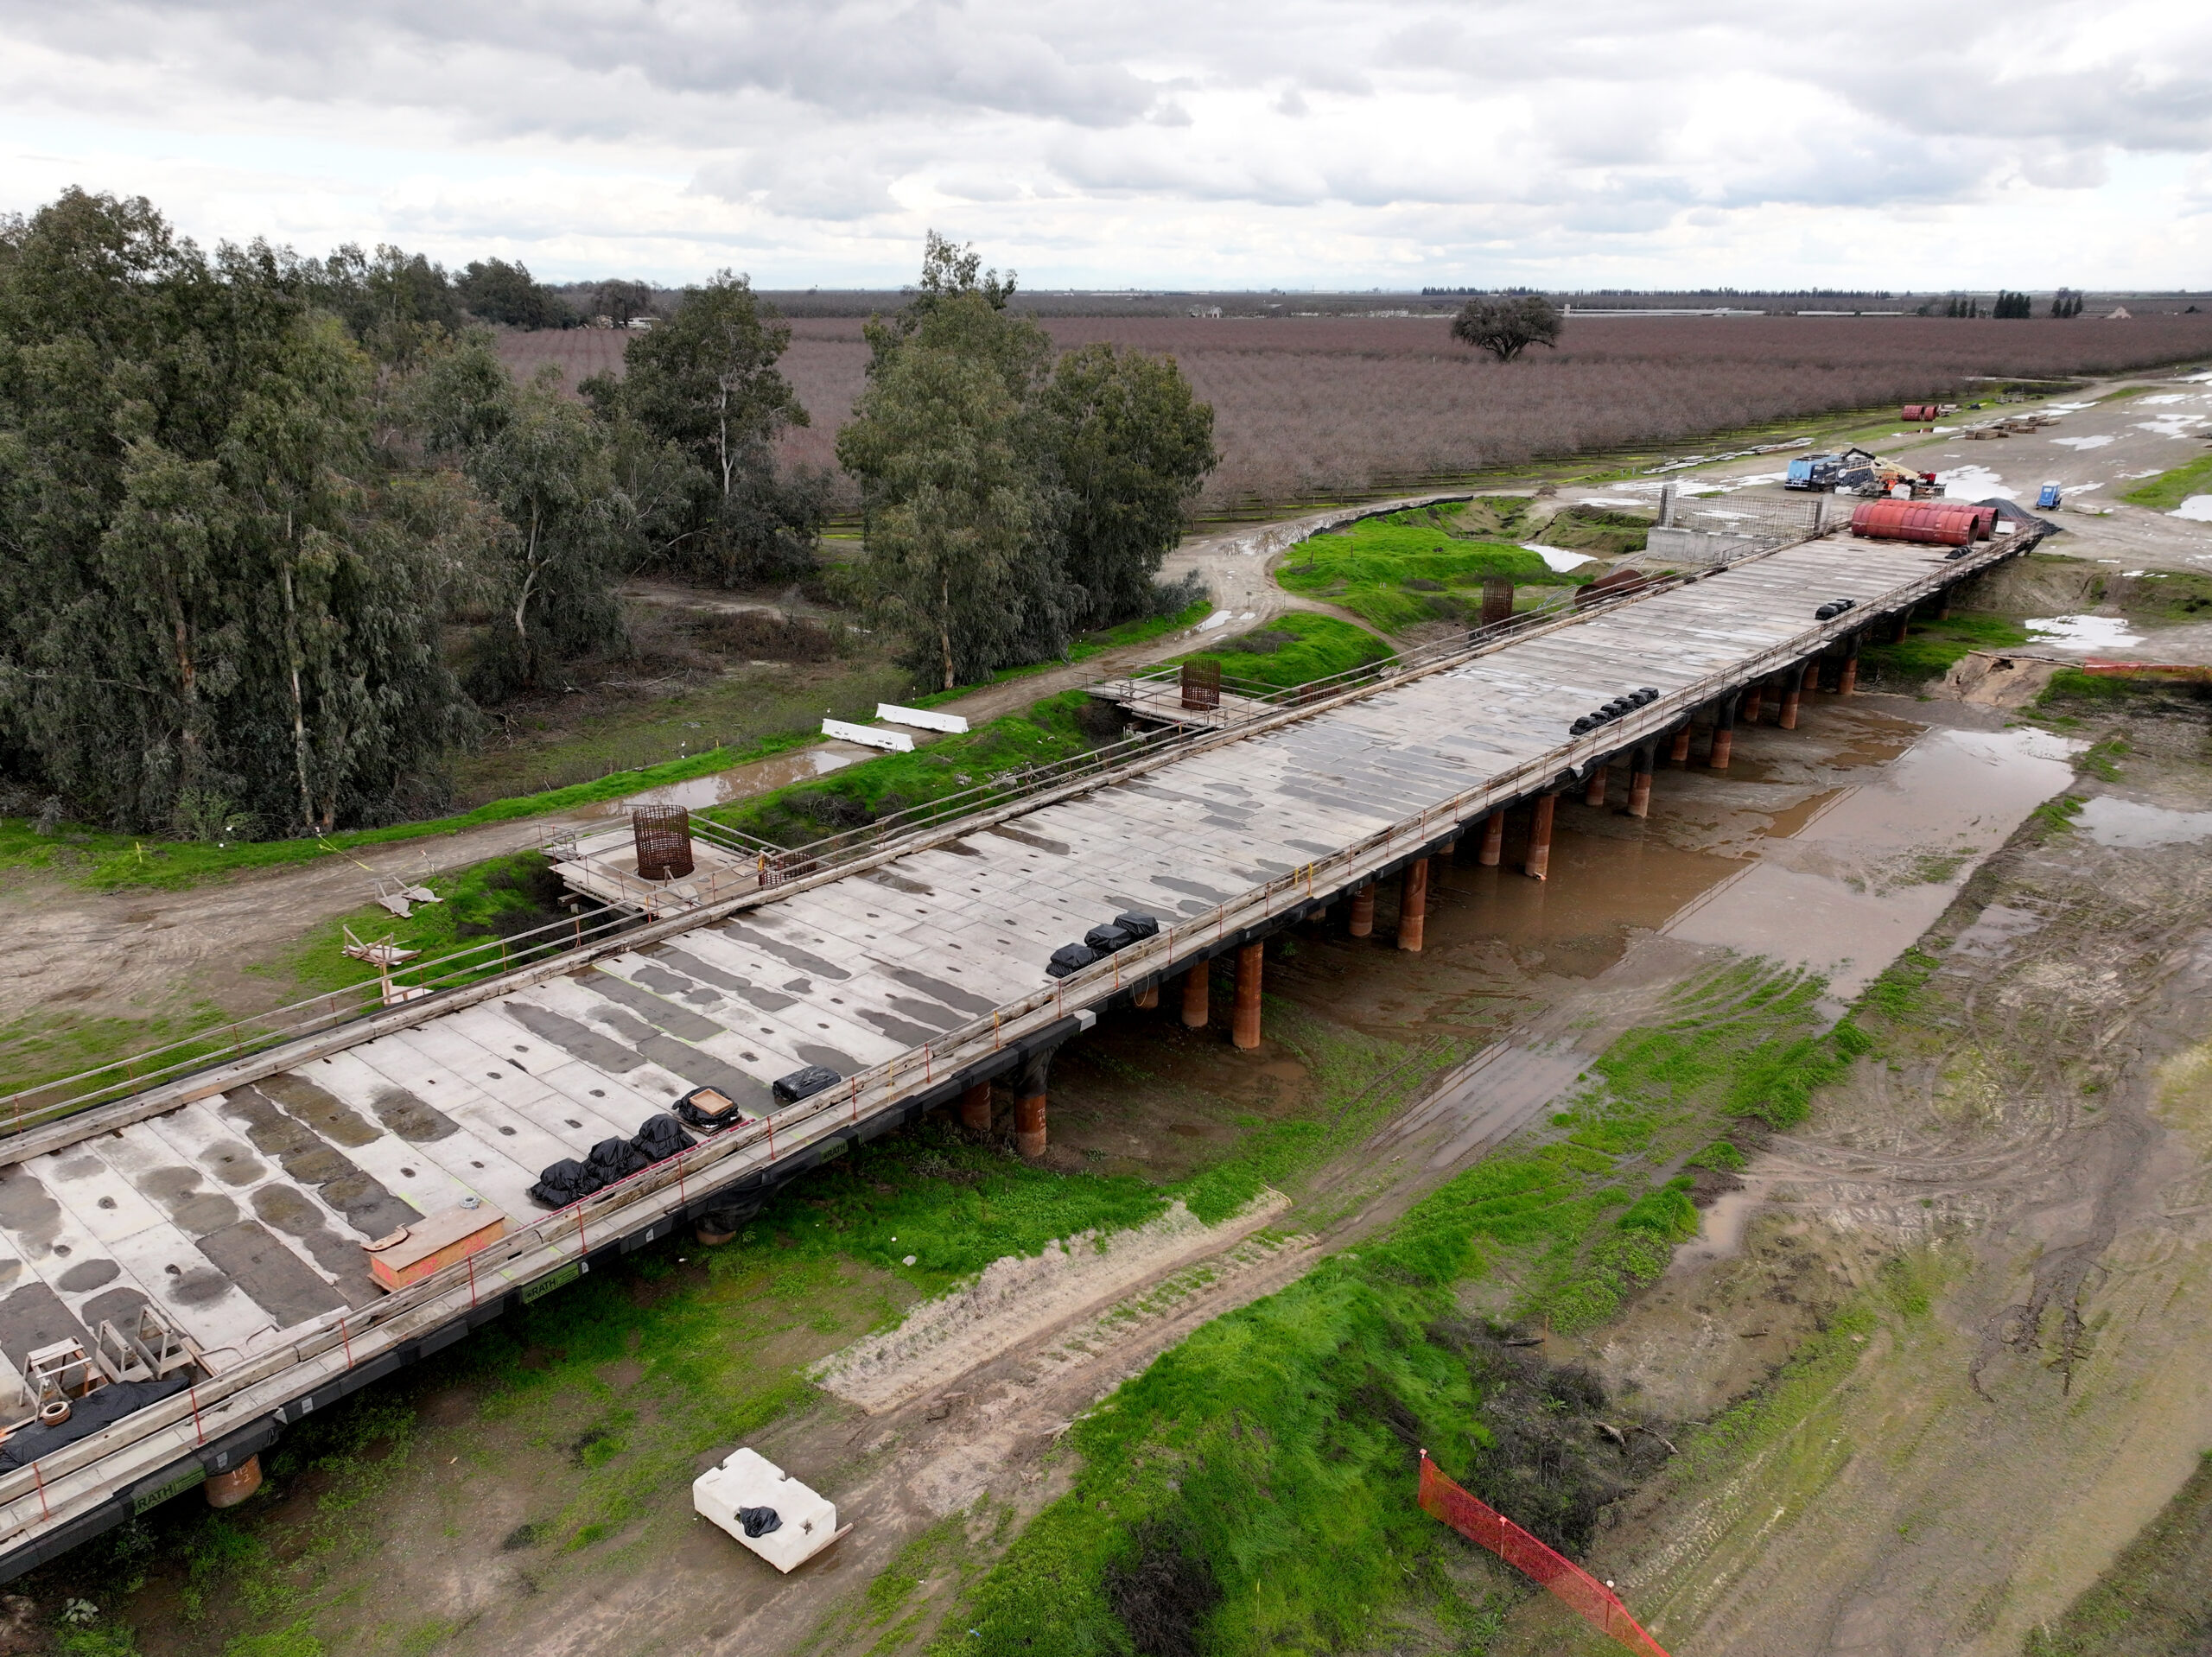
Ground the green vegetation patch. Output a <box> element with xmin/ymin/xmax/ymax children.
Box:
<box><xmin>2120</xmin><ymin>454</ymin><xmax>2212</xmax><ymax>511</ymax></box>
<box><xmin>288</xmin><ymin>851</ymin><xmax>581</xmax><ymax>1000</ymax></box>
<box><xmin>1857</xmin><ymin>613</ymin><xmax>2031</xmax><ymax>688</ymax></box>
<box><xmin>0</xmin><ymin>731</ymin><xmax>823</xmax><ymax>894</ymax></box>
<box><xmin>2108</xmin><ymin>569</ymin><xmax>2212</xmax><ymax>622</ymax></box>
<box><xmin>1176</xmin><ymin>611</ymin><xmax>1395</xmax><ymax>694</ymax></box>
<box><xmin>936</xmin><ymin>960</ymin><xmax>1867</xmax><ymax>1656</ymax></box>
<box><xmin>2025</xmin><ymin>1450</ymin><xmax>2212</xmax><ymax>1657</ymax></box>
<box><xmin>705</xmin><ymin>689</ymin><xmax>1114</xmax><ymax>848</ymax></box>
<box><xmin>1277</xmin><ymin>503</ymin><xmax>1591</xmax><ymax>633</ymax></box>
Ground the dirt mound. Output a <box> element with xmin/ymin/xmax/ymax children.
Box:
<box><xmin>1940</xmin><ymin>649</ymin><xmax>2067</xmax><ymax>708</ymax></box>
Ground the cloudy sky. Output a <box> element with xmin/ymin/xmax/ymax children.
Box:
<box><xmin>3</xmin><ymin>0</ymin><xmax>2208</xmax><ymax>291</ymax></box>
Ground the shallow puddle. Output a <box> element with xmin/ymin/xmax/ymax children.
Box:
<box><xmin>582</xmin><ymin>742</ymin><xmax>871</xmax><ymax>817</ymax></box>
<box><xmin>1662</xmin><ymin>726</ymin><xmax>2079</xmax><ymax>1000</ymax></box>
<box><xmin>2076</xmin><ymin>795</ymin><xmax>2212</xmax><ymax>848</ymax></box>
<box><xmin>2024</xmin><ymin>613</ymin><xmax>2146</xmax><ymax>651</ymax></box>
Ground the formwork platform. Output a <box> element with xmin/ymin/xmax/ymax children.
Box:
<box><xmin>0</xmin><ymin>524</ymin><xmax>2024</xmax><ymax>1576</ymax></box>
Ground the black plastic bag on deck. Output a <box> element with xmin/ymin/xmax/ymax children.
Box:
<box><xmin>587</xmin><ymin>1137</ymin><xmax>651</xmax><ymax>1184</ymax></box>
<box><xmin>528</xmin><ymin>1158</ymin><xmax>604</xmax><ymax>1209</ymax></box>
<box><xmin>630</xmin><ymin>1114</ymin><xmax>696</xmax><ymax>1165</ymax></box>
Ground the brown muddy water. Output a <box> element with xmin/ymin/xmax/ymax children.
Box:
<box><xmin>1050</xmin><ymin>696</ymin><xmax>2082</xmax><ymax>1193</ymax></box>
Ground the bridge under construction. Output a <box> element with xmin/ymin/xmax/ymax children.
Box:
<box><xmin>0</xmin><ymin>505</ymin><xmax>2040</xmax><ymax>1578</ymax></box>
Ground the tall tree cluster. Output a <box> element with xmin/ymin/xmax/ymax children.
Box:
<box><xmin>0</xmin><ymin>190</ymin><xmax>827</xmax><ymax>836</ymax></box>
<box><xmin>0</xmin><ymin>190</ymin><xmax>485</xmax><ymax>837</ymax></box>
<box><xmin>838</xmin><ymin>235</ymin><xmax>1217</xmax><ymax>689</ymax></box>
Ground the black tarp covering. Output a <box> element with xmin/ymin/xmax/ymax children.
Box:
<box><xmin>0</xmin><ymin>1375</ymin><xmax>191</xmax><ymax>1471</ymax></box>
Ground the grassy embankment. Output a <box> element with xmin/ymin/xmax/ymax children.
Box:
<box><xmin>2122</xmin><ymin>454</ymin><xmax>2212</xmax><ymax>511</ymax></box>
<box><xmin>1275</xmin><ymin>503</ymin><xmax>1596</xmax><ymax>634</ymax></box>
<box><xmin>924</xmin><ymin>960</ymin><xmax>1871</xmax><ymax>1657</ymax></box>
<box><xmin>1855</xmin><ymin>614</ymin><xmax>2032</xmax><ymax>689</ymax></box>
<box><xmin>905</xmin><ymin>597</ymin><xmax>1215</xmax><ymax>708</ymax></box>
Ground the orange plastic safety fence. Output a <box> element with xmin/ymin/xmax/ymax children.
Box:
<box><xmin>1417</xmin><ymin>1453</ymin><xmax>1670</xmax><ymax>1657</ymax></box>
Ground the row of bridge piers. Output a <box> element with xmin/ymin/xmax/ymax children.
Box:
<box><xmin>925</xmin><ymin>588</ymin><xmax>1947</xmax><ymax>1164</ymax></box>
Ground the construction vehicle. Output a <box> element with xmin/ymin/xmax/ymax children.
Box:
<box><xmin>1786</xmin><ymin>448</ymin><xmax>1938</xmax><ymax>497</ymax></box>
<box><xmin>1785</xmin><ymin>448</ymin><xmax>1879</xmax><ymax>492</ymax></box>
<box><xmin>2037</xmin><ymin>480</ymin><xmax>2063</xmax><ymax>510</ymax></box>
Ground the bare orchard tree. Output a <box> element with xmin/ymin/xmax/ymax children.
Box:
<box><xmin>1451</xmin><ymin>294</ymin><xmax>1564</xmax><ymax>362</ymax></box>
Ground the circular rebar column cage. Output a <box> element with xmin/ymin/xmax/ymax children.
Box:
<box><xmin>632</xmin><ymin>805</ymin><xmax>696</xmax><ymax>881</ymax></box>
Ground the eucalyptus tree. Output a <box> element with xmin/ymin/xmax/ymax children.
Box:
<box><xmin>0</xmin><ymin>188</ymin><xmax>475</xmax><ymax>835</ymax></box>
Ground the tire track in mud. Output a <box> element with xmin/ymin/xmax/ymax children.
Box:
<box><xmin>1581</xmin><ymin>719</ymin><xmax>2212</xmax><ymax>1657</ymax></box>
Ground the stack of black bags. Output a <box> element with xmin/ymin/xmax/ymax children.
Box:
<box><xmin>528</xmin><ymin>1110</ymin><xmax>698</xmax><ymax>1209</ymax></box>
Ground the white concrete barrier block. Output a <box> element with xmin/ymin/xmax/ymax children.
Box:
<box><xmin>875</xmin><ymin>702</ymin><xmax>969</xmax><ymax>734</ymax></box>
<box><xmin>693</xmin><ymin>1447</ymin><xmax>849</xmax><ymax>1572</ymax></box>
<box><xmin>822</xmin><ymin>719</ymin><xmax>913</xmax><ymax>752</ymax></box>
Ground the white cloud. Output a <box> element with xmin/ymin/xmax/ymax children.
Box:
<box><xmin>0</xmin><ymin>0</ymin><xmax>2207</xmax><ymax>286</ymax></box>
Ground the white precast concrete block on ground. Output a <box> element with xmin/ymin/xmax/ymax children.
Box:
<box><xmin>876</xmin><ymin>702</ymin><xmax>969</xmax><ymax>734</ymax></box>
<box><xmin>822</xmin><ymin>718</ymin><xmax>912</xmax><ymax>752</ymax></box>
<box><xmin>693</xmin><ymin>1447</ymin><xmax>849</xmax><ymax>1571</ymax></box>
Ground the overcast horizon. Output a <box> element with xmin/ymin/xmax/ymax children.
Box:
<box><xmin>4</xmin><ymin>0</ymin><xmax>2207</xmax><ymax>293</ymax></box>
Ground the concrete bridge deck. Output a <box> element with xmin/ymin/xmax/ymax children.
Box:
<box><xmin>0</xmin><ymin>519</ymin><xmax>2029</xmax><ymax>1577</ymax></box>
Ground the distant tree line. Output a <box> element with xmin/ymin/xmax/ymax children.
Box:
<box><xmin>0</xmin><ymin>196</ymin><xmax>1217</xmax><ymax>832</ymax></box>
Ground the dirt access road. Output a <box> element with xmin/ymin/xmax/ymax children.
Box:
<box><xmin>0</xmin><ymin>492</ymin><xmax>1463</xmax><ymax>1081</ymax></box>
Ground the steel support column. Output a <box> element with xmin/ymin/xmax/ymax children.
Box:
<box><xmin>1015</xmin><ymin>1047</ymin><xmax>1052</xmax><ymax>1159</ymax></box>
<box><xmin>1233</xmin><ymin>943</ymin><xmax>1264</xmax><ymax>1049</ymax></box>
<box><xmin>1399</xmin><ymin>859</ymin><xmax>1430</xmax><ymax>952</ymax></box>
<box><xmin>960</xmin><ymin>1080</ymin><xmax>992</xmax><ymax>1133</ymax></box>
<box><xmin>1349</xmin><ymin>883</ymin><xmax>1376</xmax><ymax>937</ymax></box>
<box><xmin>1181</xmin><ymin>964</ymin><xmax>1210</xmax><ymax>1028</ymax></box>
<box><xmin>1526</xmin><ymin>794</ymin><xmax>1557</xmax><ymax>882</ymax></box>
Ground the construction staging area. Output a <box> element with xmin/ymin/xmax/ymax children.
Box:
<box><xmin>0</xmin><ymin>506</ymin><xmax>2040</xmax><ymax>1579</ymax></box>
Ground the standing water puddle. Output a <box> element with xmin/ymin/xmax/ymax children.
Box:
<box><xmin>2075</xmin><ymin>795</ymin><xmax>2212</xmax><ymax>848</ymax></box>
<box><xmin>2024</xmin><ymin>614</ymin><xmax>2146</xmax><ymax>651</ymax></box>
<box><xmin>1662</xmin><ymin>726</ymin><xmax>2080</xmax><ymax>1001</ymax></box>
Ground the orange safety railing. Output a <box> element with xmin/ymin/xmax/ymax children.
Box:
<box><xmin>1417</xmin><ymin>1452</ymin><xmax>1669</xmax><ymax>1657</ymax></box>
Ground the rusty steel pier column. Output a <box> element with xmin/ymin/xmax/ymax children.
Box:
<box><xmin>1349</xmin><ymin>882</ymin><xmax>1376</xmax><ymax>937</ymax></box>
<box><xmin>1890</xmin><ymin>611</ymin><xmax>1910</xmax><ymax>644</ymax></box>
<box><xmin>1582</xmin><ymin>765</ymin><xmax>1608</xmax><ymax>808</ymax></box>
<box><xmin>1133</xmin><ymin>984</ymin><xmax>1160</xmax><ymax>1009</ymax></box>
<box><xmin>1233</xmin><ymin>943</ymin><xmax>1264</xmax><ymax>1049</ymax></box>
<box><xmin>1478</xmin><ymin>812</ymin><xmax>1504</xmax><ymax>867</ymax></box>
<box><xmin>960</xmin><ymin>1080</ymin><xmax>992</xmax><ymax>1133</ymax></box>
<box><xmin>1399</xmin><ymin>858</ymin><xmax>1430</xmax><ymax>952</ymax></box>
<box><xmin>1839</xmin><ymin>634</ymin><xmax>1861</xmax><ymax>695</ymax></box>
<box><xmin>1742</xmin><ymin>680</ymin><xmax>1764</xmax><ymax>724</ymax></box>
<box><xmin>1669</xmin><ymin>725</ymin><xmax>1693</xmax><ymax>765</ymax></box>
<box><xmin>1778</xmin><ymin>663</ymin><xmax>1808</xmax><ymax>730</ymax></box>
<box><xmin>1526</xmin><ymin>794</ymin><xmax>1557</xmax><ymax>881</ymax></box>
<box><xmin>1627</xmin><ymin>745</ymin><xmax>1655</xmax><ymax>819</ymax></box>
<box><xmin>1708</xmin><ymin>695</ymin><xmax>1737</xmax><ymax>771</ymax></box>
<box><xmin>1015</xmin><ymin>1047</ymin><xmax>1052</xmax><ymax>1159</ymax></box>
<box><xmin>205</xmin><ymin>1456</ymin><xmax>264</xmax><ymax>1508</ymax></box>
<box><xmin>1181</xmin><ymin>963</ymin><xmax>1210</xmax><ymax>1028</ymax></box>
